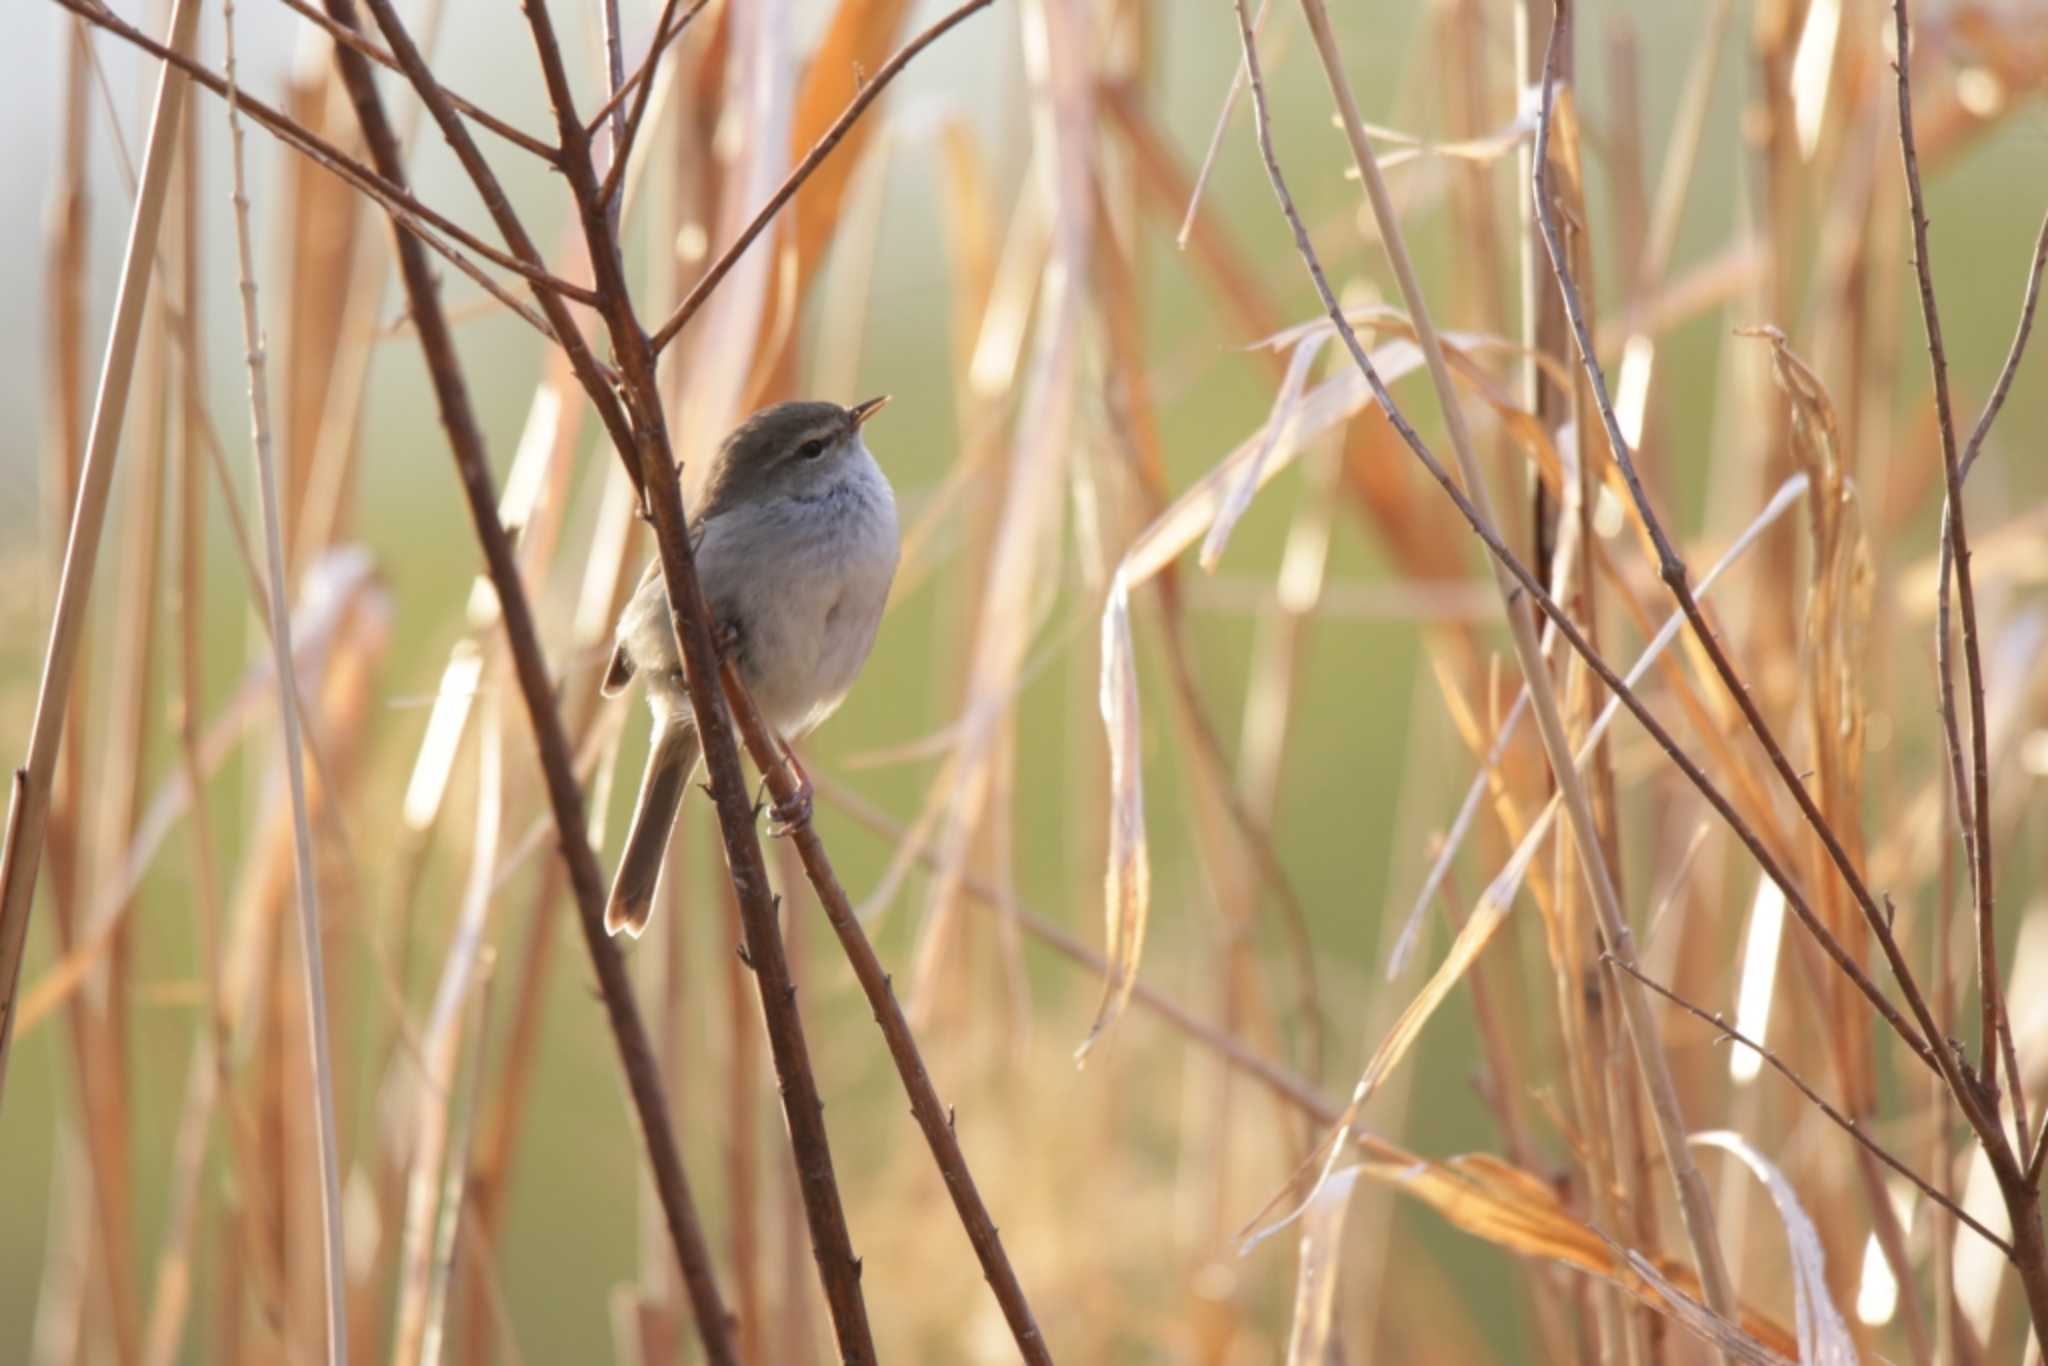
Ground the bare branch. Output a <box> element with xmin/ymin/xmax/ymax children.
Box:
<box><xmin>345</xmin><ymin>0</ymin><xmax>642</xmax><ymax>486</ymax></box>
<box><xmin>1891</xmin><ymin>0</ymin><xmax>2004</xmax><ymax>1135</ymax></box>
<box><xmin>1959</xmin><ymin>205</ymin><xmax>2048</xmax><ymax>480</ymax></box>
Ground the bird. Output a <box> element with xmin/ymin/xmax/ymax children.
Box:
<box><xmin>600</xmin><ymin>395</ymin><xmax>899</xmax><ymax>937</ymax></box>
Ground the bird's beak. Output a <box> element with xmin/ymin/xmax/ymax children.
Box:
<box><xmin>849</xmin><ymin>394</ymin><xmax>891</xmax><ymax>428</ymax></box>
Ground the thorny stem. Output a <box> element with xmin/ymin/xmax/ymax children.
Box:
<box><xmin>310</xmin><ymin>1</ymin><xmax>739</xmax><ymax>1359</ymax></box>
<box><xmin>1279</xmin><ymin>0</ymin><xmax>1738</xmax><ymax>1325</ymax></box>
<box><xmin>719</xmin><ymin>660</ymin><xmax>1054</xmax><ymax>1366</ymax></box>
<box><xmin>594</xmin><ymin>0</ymin><xmax>626</xmax><ymax>233</ymax></box>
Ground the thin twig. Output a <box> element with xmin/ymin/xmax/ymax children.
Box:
<box><xmin>649</xmin><ymin>0</ymin><xmax>998</xmax><ymax>352</ymax></box>
<box><xmin>1277</xmin><ymin>0</ymin><xmax>1739</xmax><ymax>1323</ymax></box>
<box><xmin>585</xmin><ymin>0</ymin><xmax>701</xmax><ymax>136</ymax></box>
<box><xmin>1607</xmin><ymin>955</ymin><xmax>2011</xmax><ymax>1255</ymax></box>
<box><xmin>0</xmin><ymin>0</ymin><xmax>202</xmax><ymax>1110</ymax></box>
<box><xmin>222</xmin><ymin>0</ymin><xmax>348</xmax><ymax>1353</ymax></box>
<box><xmin>594</xmin><ymin>0</ymin><xmax>627</xmax><ymax>233</ymax></box>
<box><xmin>594</xmin><ymin>0</ymin><xmax>710</xmax><ymax>215</ymax></box>
<box><xmin>719</xmin><ymin>660</ymin><xmax>1054</xmax><ymax>1366</ymax></box>
<box><xmin>1958</xmin><ymin>204</ymin><xmax>2048</xmax><ymax>481</ymax></box>
<box><xmin>1892</xmin><ymin>0</ymin><xmax>2003</xmax><ymax>1132</ymax></box>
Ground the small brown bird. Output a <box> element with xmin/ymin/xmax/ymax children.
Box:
<box><xmin>601</xmin><ymin>396</ymin><xmax>899</xmax><ymax>937</ymax></box>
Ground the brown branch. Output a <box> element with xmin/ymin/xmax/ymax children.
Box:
<box><xmin>309</xmin><ymin>5</ymin><xmax>739</xmax><ymax>1360</ymax></box>
<box><xmin>594</xmin><ymin>0</ymin><xmax>626</xmax><ymax>233</ymax></box>
<box><xmin>47</xmin><ymin>0</ymin><xmax>593</xmax><ymax>324</ymax></box>
<box><xmin>718</xmin><ymin>660</ymin><xmax>1054</xmax><ymax>1366</ymax></box>
<box><xmin>514</xmin><ymin>0</ymin><xmax>879</xmax><ymax>1352</ymax></box>
<box><xmin>648</xmin><ymin>0</ymin><xmax>997</xmax><ymax>353</ymax></box>
<box><xmin>1606</xmin><ymin>955</ymin><xmax>2010</xmax><ymax>1255</ymax></box>
<box><xmin>1892</xmin><ymin>0</ymin><xmax>2004</xmax><ymax>1134</ymax></box>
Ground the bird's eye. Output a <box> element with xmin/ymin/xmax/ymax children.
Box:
<box><xmin>797</xmin><ymin>437</ymin><xmax>828</xmax><ymax>460</ymax></box>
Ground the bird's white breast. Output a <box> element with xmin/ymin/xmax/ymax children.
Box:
<box><xmin>694</xmin><ymin>442</ymin><xmax>899</xmax><ymax>736</ymax></box>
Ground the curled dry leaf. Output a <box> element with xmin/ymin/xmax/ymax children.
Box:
<box><xmin>1692</xmin><ymin>1131</ymin><xmax>1858</xmax><ymax>1364</ymax></box>
<box><xmin>1742</xmin><ymin>323</ymin><xmax>1876</xmax><ymax>1106</ymax></box>
<box><xmin>1243</xmin><ymin>1131</ymin><xmax>1801</xmax><ymax>1360</ymax></box>
<box><xmin>1095</xmin><ymin>310</ymin><xmax>1633</xmax><ymax>1054</ymax></box>
<box><xmin>1087</xmin><ymin>336</ymin><xmax>1427</xmax><ymax>1056</ymax></box>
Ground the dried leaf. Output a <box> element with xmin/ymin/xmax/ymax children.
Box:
<box><xmin>1692</xmin><ymin>1132</ymin><xmax>1858</xmax><ymax>1364</ymax></box>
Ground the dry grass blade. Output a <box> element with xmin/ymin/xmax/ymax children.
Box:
<box><xmin>783</xmin><ymin>0</ymin><xmax>915</xmax><ymax>292</ymax></box>
<box><xmin>0</xmin><ymin>0</ymin><xmax>202</xmax><ymax>1109</ymax></box>
<box><xmin>1282</xmin><ymin>1164</ymin><xmax>1362</xmax><ymax>1366</ymax></box>
<box><xmin>221</xmin><ymin>4</ymin><xmax>348</xmax><ymax>1353</ymax></box>
<box><xmin>390</xmin><ymin>695</ymin><xmax>503</xmax><ymax>1366</ymax></box>
<box><xmin>1741</xmin><ymin>324</ymin><xmax>1878</xmax><ymax>1112</ymax></box>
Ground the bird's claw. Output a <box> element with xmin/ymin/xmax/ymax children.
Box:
<box><xmin>714</xmin><ymin>618</ymin><xmax>743</xmax><ymax>663</ymax></box>
<box><xmin>767</xmin><ymin>776</ymin><xmax>814</xmax><ymax>838</ymax></box>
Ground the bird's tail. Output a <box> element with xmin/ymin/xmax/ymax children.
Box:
<box><xmin>605</xmin><ymin>718</ymin><xmax>702</xmax><ymax>938</ymax></box>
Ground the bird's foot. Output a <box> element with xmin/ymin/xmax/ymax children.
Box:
<box><xmin>765</xmin><ymin>742</ymin><xmax>814</xmax><ymax>838</ymax></box>
<box><xmin>714</xmin><ymin>617</ymin><xmax>743</xmax><ymax>663</ymax></box>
